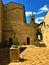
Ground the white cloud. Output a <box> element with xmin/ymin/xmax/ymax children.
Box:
<box><xmin>33</xmin><ymin>5</ymin><xmax>49</xmax><ymax>15</ymax></box>
<box><xmin>33</xmin><ymin>11</ymin><xmax>43</xmax><ymax>15</ymax></box>
<box><xmin>39</xmin><ymin>5</ymin><xmax>49</xmax><ymax>12</ymax></box>
<box><xmin>25</xmin><ymin>11</ymin><xmax>43</xmax><ymax>16</ymax></box>
<box><xmin>25</xmin><ymin>5</ymin><xmax>49</xmax><ymax>23</ymax></box>
<box><xmin>25</xmin><ymin>12</ymin><xmax>45</xmax><ymax>23</ymax></box>
<box><xmin>25</xmin><ymin>12</ymin><xmax>37</xmax><ymax>16</ymax></box>
<box><xmin>25</xmin><ymin>12</ymin><xmax>32</xmax><ymax>16</ymax></box>
<box><xmin>25</xmin><ymin>5</ymin><xmax>49</xmax><ymax>17</ymax></box>
<box><xmin>35</xmin><ymin>17</ymin><xmax>44</xmax><ymax>23</ymax></box>
<box><xmin>36</xmin><ymin>11</ymin><xmax>43</xmax><ymax>14</ymax></box>
<box><xmin>34</xmin><ymin>5</ymin><xmax>49</xmax><ymax>23</ymax></box>
<box><xmin>33</xmin><ymin>12</ymin><xmax>37</xmax><ymax>14</ymax></box>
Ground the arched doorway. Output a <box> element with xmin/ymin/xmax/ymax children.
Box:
<box><xmin>27</xmin><ymin>37</ymin><xmax>30</xmax><ymax>45</ymax></box>
<box><xmin>9</xmin><ymin>38</ymin><xmax>13</xmax><ymax>46</ymax></box>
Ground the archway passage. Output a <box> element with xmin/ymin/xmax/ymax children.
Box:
<box><xmin>27</xmin><ymin>37</ymin><xmax>30</xmax><ymax>45</ymax></box>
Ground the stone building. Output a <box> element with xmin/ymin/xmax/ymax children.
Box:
<box><xmin>40</xmin><ymin>11</ymin><xmax>49</xmax><ymax>47</ymax></box>
<box><xmin>0</xmin><ymin>0</ymin><xmax>37</xmax><ymax>45</ymax></box>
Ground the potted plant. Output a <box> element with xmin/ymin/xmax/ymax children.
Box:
<box><xmin>11</xmin><ymin>41</ymin><xmax>19</xmax><ymax>48</ymax></box>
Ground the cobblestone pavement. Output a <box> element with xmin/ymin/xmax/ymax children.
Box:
<box><xmin>8</xmin><ymin>45</ymin><xmax>49</xmax><ymax>65</ymax></box>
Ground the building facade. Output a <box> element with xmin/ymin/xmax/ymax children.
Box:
<box><xmin>40</xmin><ymin>11</ymin><xmax>49</xmax><ymax>47</ymax></box>
<box><xmin>0</xmin><ymin>0</ymin><xmax>37</xmax><ymax>45</ymax></box>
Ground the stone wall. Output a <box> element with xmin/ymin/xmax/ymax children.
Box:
<box><xmin>41</xmin><ymin>11</ymin><xmax>49</xmax><ymax>47</ymax></box>
<box><xmin>0</xmin><ymin>1</ymin><xmax>37</xmax><ymax>45</ymax></box>
<box><xmin>2</xmin><ymin>3</ymin><xmax>25</xmax><ymax>42</ymax></box>
<box><xmin>2</xmin><ymin>2</ymin><xmax>36</xmax><ymax>45</ymax></box>
<box><xmin>0</xmin><ymin>0</ymin><xmax>3</xmax><ymax>43</ymax></box>
<box><xmin>42</xmin><ymin>27</ymin><xmax>49</xmax><ymax>47</ymax></box>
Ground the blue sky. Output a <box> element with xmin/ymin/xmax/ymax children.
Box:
<box><xmin>2</xmin><ymin>0</ymin><xmax>49</xmax><ymax>24</ymax></box>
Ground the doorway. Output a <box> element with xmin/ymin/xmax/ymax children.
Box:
<box><xmin>27</xmin><ymin>37</ymin><xmax>30</xmax><ymax>45</ymax></box>
<box><xmin>9</xmin><ymin>38</ymin><xmax>13</xmax><ymax>46</ymax></box>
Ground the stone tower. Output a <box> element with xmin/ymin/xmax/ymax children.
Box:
<box><xmin>30</xmin><ymin>13</ymin><xmax>35</xmax><ymax>24</ymax></box>
<box><xmin>0</xmin><ymin>0</ymin><xmax>3</xmax><ymax>43</ymax></box>
<box><xmin>2</xmin><ymin>2</ymin><xmax>26</xmax><ymax>43</ymax></box>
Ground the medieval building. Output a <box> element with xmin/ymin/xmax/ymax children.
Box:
<box><xmin>0</xmin><ymin>0</ymin><xmax>37</xmax><ymax>45</ymax></box>
<box><xmin>40</xmin><ymin>11</ymin><xmax>49</xmax><ymax>47</ymax></box>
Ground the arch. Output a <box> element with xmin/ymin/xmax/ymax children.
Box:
<box><xmin>9</xmin><ymin>38</ymin><xmax>13</xmax><ymax>46</ymax></box>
